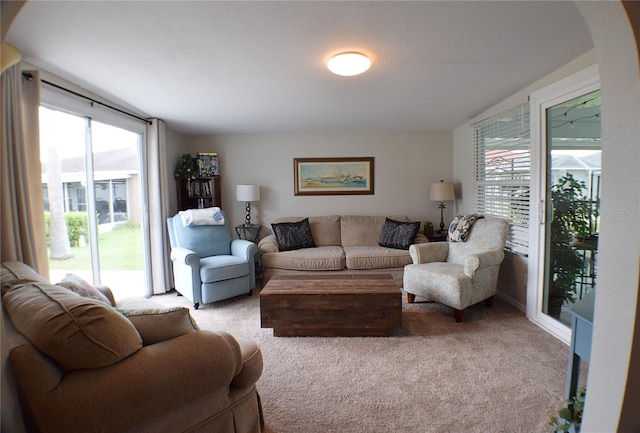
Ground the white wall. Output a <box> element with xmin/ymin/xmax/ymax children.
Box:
<box><xmin>576</xmin><ymin>2</ymin><xmax>640</xmax><ymax>430</ymax></box>
<box><xmin>174</xmin><ymin>131</ymin><xmax>453</xmax><ymax>232</ymax></box>
<box><xmin>164</xmin><ymin>126</ymin><xmax>189</xmax><ymax>213</ymax></box>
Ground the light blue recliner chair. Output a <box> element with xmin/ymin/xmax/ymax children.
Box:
<box><xmin>167</xmin><ymin>211</ymin><xmax>258</xmax><ymax>309</ymax></box>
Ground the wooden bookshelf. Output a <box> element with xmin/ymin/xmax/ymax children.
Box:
<box><xmin>176</xmin><ymin>176</ymin><xmax>221</xmax><ymax>211</ymax></box>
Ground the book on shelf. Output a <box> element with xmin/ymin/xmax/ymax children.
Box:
<box><xmin>202</xmin><ymin>180</ymin><xmax>212</xmax><ymax>197</ymax></box>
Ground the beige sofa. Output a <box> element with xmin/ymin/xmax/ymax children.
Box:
<box><xmin>258</xmin><ymin>215</ymin><xmax>427</xmax><ymax>282</ymax></box>
<box><xmin>1</xmin><ymin>261</ymin><xmax>264</xmax><ymax>433</ymax></box>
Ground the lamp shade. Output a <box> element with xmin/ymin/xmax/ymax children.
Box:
<box><xmin>236</xmin><ymin>184</ymin><xmax>260</xmax><ymax>202</ymax></box>
<box><xmin>430</xmin><ymin>182</ymin><xmax>455</xmax><ymax>202</ymax></box>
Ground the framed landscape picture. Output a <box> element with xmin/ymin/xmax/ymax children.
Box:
<box><xmin>294</xmin><ymin>157</ymin><xmax>374</xmax><ymax>196</ymax></box>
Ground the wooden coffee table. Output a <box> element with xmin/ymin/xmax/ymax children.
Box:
<box><xmin>260</xmin><ymin>274</ymin><xmax>402</xmax><ymax>337</ymax></box>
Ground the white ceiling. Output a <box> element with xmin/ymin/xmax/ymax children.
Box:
<box><xmin>6</xmin><ymin>1</ymin><xmax>593</xmax><ymax>136</ymax></box>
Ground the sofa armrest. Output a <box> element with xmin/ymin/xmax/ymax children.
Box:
<box><xmin>31</xmin><ymin>331</ymin><xmax>245</xmax><ymax>433</ymax></box>
<box><xmin>414</xmin><ymin>232</ymin><xmax>429</xmax><ymax>244</ymax></box>
<box><xmin>463</xmin><ymin>250</ymin><xmax>505</xmax><ymax>278</ymax></box>
<box><xmin>258</xmin><ymin>234</ymin><xmax>279</xmax><ymax>253</ymax></box>
<box><xmin>409</xmin><ymin>242</ymin><xmax>449</xmax><ymax>264</ymax></box>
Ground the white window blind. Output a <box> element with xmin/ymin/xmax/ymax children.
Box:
<box><xmin>472</xmin><ymin>103</ymin><xmax>530</xmax><ymax>256</ymax></box>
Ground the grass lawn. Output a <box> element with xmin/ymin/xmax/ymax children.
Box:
<box><xmin>48</xmin><ymin>227</ymin><xmax>144</xmax><ymax>270</ymax></box>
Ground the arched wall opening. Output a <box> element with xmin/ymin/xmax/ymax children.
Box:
<box><xmin>576</xmin><ymin>2</ymin><xmax>640</xmax><ymax>431</ymax></box>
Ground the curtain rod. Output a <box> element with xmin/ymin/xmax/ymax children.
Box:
<box><xmin>22</xmin><ymin>71</ymin><xmax>153</xmax><ymax>125</ymax></box>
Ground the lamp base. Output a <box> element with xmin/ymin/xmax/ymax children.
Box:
<box><xmin>244</xmin><ymin>202</ymin><xmax>252</xmax><ymax>226</ymax></box>
<box><xmin>438</xmin><ymin>201</ymin><xmax>446</xmax><ymax>232</ymax></box>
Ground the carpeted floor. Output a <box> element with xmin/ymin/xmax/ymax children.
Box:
<box><xmin>151</xmin><ymin>283</ymin><xmax>569</xmax><ymax>433</ymax></box>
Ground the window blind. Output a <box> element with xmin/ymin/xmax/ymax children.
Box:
<box><xmin>472</xmin><ymin>103</ymin><xmax>530</xmax><ymax>256</ymax></box>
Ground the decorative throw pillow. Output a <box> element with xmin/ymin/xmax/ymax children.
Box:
<box><xmin>57</xmin><ymin>273</ymin><xmax>112</xmax><ymax>305</ymax></box>
<box><xmin>379</xmin><ymin>218</ymin><xmax>421</xmax><ymax>250</ymax></box>
<box><xmin>271</xmin><ymin>218</ymin><xmax>316</xmax><ymax>252</ymax></box>
<box><xmin>117</xmin><ymin>306</ymin><xmax>200</xmax><ymax>346</ymax></box>
<box><xmin>2</xmin><ymin>282</ymin><xmax>142</xmax><ymax>371</ymax></box>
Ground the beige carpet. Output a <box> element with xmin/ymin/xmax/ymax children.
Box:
<box><xmin>151</xmin><ymin>284</ymin><xmax>569</xmax><ymax>433</ymax></box>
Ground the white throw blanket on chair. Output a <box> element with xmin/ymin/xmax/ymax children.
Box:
<box><xmin>179</xmin><ymin>207</ymin><xmax>225</xmax><ymax>227</ymax></box>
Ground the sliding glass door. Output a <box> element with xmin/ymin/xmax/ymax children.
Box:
<box><xmin>40</xmin><ymin>105</ymin><xmax>149</xmax><ymax>300</ymax></box>
<box><xmin>528</xmin><ymin>66</ymin><xmax>600</xmax><ymax>342</ymax></box>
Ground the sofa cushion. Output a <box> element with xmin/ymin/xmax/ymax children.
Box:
<box><xmin>272</xmin><ymin>218</ymin><xmax>316</xmax><ymax>251</ymax></box>
<box><xmin>261</xmin><ymin>246</ymin><xmax>345</xmax><ymax>271</ymax></box>
<box><xmin>273</xmin><ymin>215</ymin><xmax>341</xmax><ymax>246</ymax></box>
<box><xmin>344</xmin><ymin>246</ymin><xmax>416</xmax><ymax>269</ymax></box>
<box><xmin>340</xmin><ymin>215</ymin><xmax>410</xmax><ymax>246</ymax></box>
<box><xmin>57</xmin><ymin>273</ymin><xmax>113</xmax><ymax>305</ymax></box>
<box><xmin>379</xmin><ymin>218</ymin><xmax>421</xmax><ymax>250</ymax></box>
<box><xmin>117</xmin><ymin>306</ymin><xmax>199</xmax><ymax>346</ymax></box>
<box><xmin>2</xmin><ymin>281</ymin><xmax>142</xmax><ymax>371</ymax></box>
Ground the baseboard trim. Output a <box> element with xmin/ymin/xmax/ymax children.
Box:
<box><xmin>497</xmin><ymin>291</ymin><xmax>526</xmax><ymax>313</ymax></box>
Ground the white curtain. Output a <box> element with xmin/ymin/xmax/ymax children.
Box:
<box><xmin>1</xmin><ymin>65</ymin><xmax>48</xmax><ymax>275</ymax></box>
<box><xmin>1</xmin><ymin>61</ymin><xmax>42</xmax><ymax>433</ymax></box>
<box><xmin>146</xmin><ymin>119</ymin><xmax>172</xmax><ymax>294</ymax></box>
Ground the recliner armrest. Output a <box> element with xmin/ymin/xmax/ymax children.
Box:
<box><xmin>463</xmin><ymin>250</ymin><xmax>505</xmax><ymax>277</ymax></box>
<box><xmin>230</xmin><ymin>239</ymin><xmax>258</xmax><ymax>261</ymax></box>
<box><xmin>409</xmin><ymin>242</ymin><xmax>449</xmax><ymax>264</ymax></box>
<box><xmin>169</xmin><ymin>246</ymin><xmax>200</xmax><ymax>267</ymax></box>
<box><xmin>231</xmin><ymin>240</ymin><xmax>259</xmax><ymax>289</ymax></box>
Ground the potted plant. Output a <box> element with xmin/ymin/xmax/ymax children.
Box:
<box><xmin>423</xmin><ymin>220</ymin><xmax>434</xmax><ymax>238</ymax></box>
<box><xmin>549</xmin><ymin>387</ymin><xmax>586</xmax><ymax>432</ymax></box>
<box><xmin>174</xmin><ymin>153</ymin><xmax>198</xmax><ymax>179</ymax></box>
<box><xmin>547</xmin><ymin>173</ymin><xmax>596</xmax><ymax>317</ymax></box>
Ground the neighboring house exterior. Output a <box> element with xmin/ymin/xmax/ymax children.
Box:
<box><xmin>41</xmin><ymin>147</ymin><xmax>141</xmax><ymax>226</ymax></box>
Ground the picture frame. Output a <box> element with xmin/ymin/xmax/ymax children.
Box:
<box><xmin>197</xmin><ymin>152</ymin><xmax>220</xmax><ymax>176</ymax></box>
<box><xmin>294</xmin><ymin>157</ymin><xmax>374</xmax><ymax>196</ymax></box>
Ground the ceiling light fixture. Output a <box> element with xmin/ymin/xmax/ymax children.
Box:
<box><xmin>327</xmin><ymin>52</ymin><xmax>371</xmax><ymax>76</ymax></box>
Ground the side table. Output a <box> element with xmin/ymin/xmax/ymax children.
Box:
<box><xmin>565</xmin><ymin>289</ymin><xmax>595</xmax><ymax>401</ymax></box>
<box><xmin>235</xmin><ymin>224</ymin><xmax>263</xmax><ymax>279</ymax></box>
<box><xmin>427</xmin><ymin>231</ymin><xmax>448</xmax><ymax>242</ymax></box>
<box><xmin>235</xmin><ymin>224</ymin><xmax>261</xmax><ymax>242</ymax></box>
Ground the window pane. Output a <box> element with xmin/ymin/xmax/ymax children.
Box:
<box><xmin>473</xmin><ymin>103</ymin><xmax>530</xmax><ymax>256</ymax></box>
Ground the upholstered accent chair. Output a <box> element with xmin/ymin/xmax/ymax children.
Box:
<box><xmin>2</xmin><ymin>261</ymin><xmax>264</xmax><ymax>433</ymax></box>
<box><xmin>167</xmin><ymin>212</ymin><xmax>258</xmax><ymax>309</ymax></box>
<box><xmin>403</xmin><ymin>218</ymin><xmax>509</xmax><ymax>322</ymax></box>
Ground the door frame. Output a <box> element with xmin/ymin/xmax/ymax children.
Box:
<box><xmin>40</xmin><ymin>86</ymin><xmax>152</xmax><ymax>297</ymax></box>
<box><xmin>527</xmin><ymin>65</ymin><xmax>600</xmax><ymax>344</ymax></box>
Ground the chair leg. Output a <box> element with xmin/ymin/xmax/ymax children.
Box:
<box><xmin>453</xmin><ymin>309</ymin><xmax>464</xmax><ymax>322</ymax></box>
<box><xmin>194</xmin><ymin>302</ymin><xmax>200</xmax><ymax>310</ymax></box>
<box><xmin>485</xmin><ymin>296</ymin><xmax>494</xmax><ymax>308</ymax></box>
<box><xmin>407</xmin><ymin>293</ymin><xmax>416</xmax><ymax>304</ymax></box>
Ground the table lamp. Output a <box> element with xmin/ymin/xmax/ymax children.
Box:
<box><xmin>430</xmin><ymin>180</ymin><xmax>455</xmax><ymax>233</ymax></box>
<box><xmin>236</xmin><ymin>184</ymin><xmax>260</xmax><ymax>226</ymax></box>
